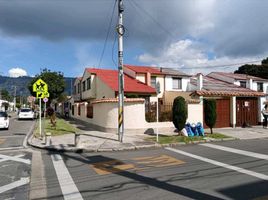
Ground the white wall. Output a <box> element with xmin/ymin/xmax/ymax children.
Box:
<box><xmin>187</xmin><ymin>104</ymin><xmax>203</xmax><ymax>124</ymax></box>
<box><xmin>71</xmin><ymin>98</ymin><xmax>203</xmax><ymax>133</ymax></box>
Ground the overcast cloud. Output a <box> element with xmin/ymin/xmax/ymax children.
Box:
<box><xmin>0</xmin><ymin>0</ymin><xmax>268</xmax><ymax>74</ymax></box>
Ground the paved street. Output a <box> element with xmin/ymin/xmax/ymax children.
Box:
<box><xmin>40</xmin><ymin>139</ymin><xmax>268</xmax><ymax>200</ymax></box>
<box><xmin>0</xmin><ymin>114</ymin><xmax>34</xmax><ymax>200</ymax></box>
<box><xmin>1</xmin><ymin>115</ymin><xmax>268</xmax><ymax>200</ymax></box>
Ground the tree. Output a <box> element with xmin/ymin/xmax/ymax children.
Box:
<box><xmin>204</xmin><ymin>99</ymin><xmax>217</xmax><ymax>134</ymax></box>
<box><xmin>1</xmin><ymin>89</ymin><xmax>12</xmax><ymax>101</ymax></box>
<box><xmin>235</xmin><ymin>57</ymin><xmax>268</xmax><ymax>79</ymax></box>
<box><xmin>172</xmin><ymin>96</ymin><xmax>187</xmax><ymax>133</ymax></box>
<box><xmin>28</xmin><ymin>69</ymin><xmax>66</xmax><ymax>102</ymax></box>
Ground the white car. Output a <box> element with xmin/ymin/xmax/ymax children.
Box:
<box><xmin>0</xmin><ymin>111</ymin><xmax>10</xmax><ymax>130</ymax></box>
<box><xmin>18</xmin><ymin>108</ymin><xmax>35</xmax><ymax>120</ymax></box>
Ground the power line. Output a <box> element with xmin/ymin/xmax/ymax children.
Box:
<box><xmin>128</xmin><ymin>0</ymin><xmax>177</xmax><ymax>40</ymax></box>
<box><xmin>97</xmin><ymin>0</ymin><xmax>117</xmax><ymax>68</ymax></box>
<box><xmin>176</xmin><ymin>59</ymin><xmax>262</xmax><ymax>70</ymax></box>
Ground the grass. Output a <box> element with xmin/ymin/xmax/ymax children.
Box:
<box><xmin>147</xmin><ymin>132</ymin><xmax>232</xmax><ymax>144</ymax></box>
<box><xmin>34</xmin><ymin>117</ymin><xmax>78</xmax><ymax>137</ymax></box>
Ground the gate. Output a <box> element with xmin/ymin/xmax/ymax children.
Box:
<box><xmin>236</xmin><ymin>98</ymin><xmax>258</xmax><ymax>127</ymax></box>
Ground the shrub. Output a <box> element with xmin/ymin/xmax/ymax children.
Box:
<box><xmin>204</xmin><ymin>99</ymin><xmax>217</xmax><ymax>134</ymax></box>
<box><xmin>172</xmin><ymin>96</ymin><xmax>187</xmax><ymax>132</ymax></box>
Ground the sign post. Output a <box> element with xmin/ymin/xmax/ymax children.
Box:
<box><xmin>156</xmin><ymin>82</ymin><xmax>161</xmax><ymax>142</ymax></box>
<box><xmin>33</xmin><ymin>79</ymin><xmax>48</xmax><ymax>138</ymax></box>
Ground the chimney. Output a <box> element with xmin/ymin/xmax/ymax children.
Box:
<box><xmin>146</xmin><ymin>72</ymin><xmax>151</xmax><ymax>86</ymax></box>
<box><xmin>247</xmin><ymin>78</ymin><xmax>253</xmax><ymax>90</ymax></box>
<box><xmin>197</xmin><ymin>73</ymin><xmax>203</xmax><ymax>90</ymax></box>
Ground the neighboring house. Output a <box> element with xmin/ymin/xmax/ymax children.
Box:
<box><xmin>208</xmin><ymin>72</ymin><xmax>268</xmax><ymax>125</ymax></box>
<box><xmin>190</xmin><ymin>73</ymin><xmax>265</xmax><ymax>128</ymax></box>
<box><xmin>124</xmin><ymin>64</ymin><xmax>191</xmax><ymax>104</ymax></box>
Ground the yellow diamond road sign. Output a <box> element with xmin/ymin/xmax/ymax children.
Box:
<box><xmin>33</xmin><ymin>79</ymin><xmax>48</xmax><ymax>92</ymax></box>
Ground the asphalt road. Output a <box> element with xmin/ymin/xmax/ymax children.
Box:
<box><xmin>41</xmin><ymin>138</ymin><xmax>268</xmax><ymax>200</ymax></box>
<box><xmin>0</xmin><ymin>114</ymin><xmax>34</xmax><ymax>200</ymax></box>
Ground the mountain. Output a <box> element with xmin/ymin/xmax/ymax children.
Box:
<box><xmin>0</xmin><ymin>75</ymin><xmax>75</xmax><ymax>98</ymax></box>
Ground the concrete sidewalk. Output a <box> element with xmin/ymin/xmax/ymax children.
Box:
<box><xmin>28</xmin><ymin>118</ymin><xmax>268</xmax><ymax>152</ymax></box>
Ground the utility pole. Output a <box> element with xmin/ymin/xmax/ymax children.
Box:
<box><xmin>13</xmin><ymin>86</ymin><xmax>17</xmax><ymax>111</ymax></box>
<box><xmin>117</xmin><ymin>0</ymin><xmax>125</xmax><ymax>142</ymax></box>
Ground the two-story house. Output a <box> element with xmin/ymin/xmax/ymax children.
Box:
<box><xmin>123</xmin><ymin>64</ymin><xmax>191</xmax><ymax>104</ymax></box>
<box><xmin>73</xmin><ymin>68</ymin><xmax>156</xmax><ymax>103</ymax></box>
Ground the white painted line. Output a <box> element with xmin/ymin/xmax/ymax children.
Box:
<box><xmin>0</xmin><ymin>177</ymin><xmax>30</xmax><ymax>194</ymax></box>
<box><xmin>51</xmin><ymin>154</ymin><xmax>84</xmax><ymax>200</ymax></box>
<box><xmin>166</xmin><ymin>147</ymin><xmax>268</xmax><ymax>181</ymax></box>
<box><xmin>200</xmin><ymin>143</ymin><xmax>268</xmax><ymax>160</ymax></box>
<box><xmin>0</xmin><ymin>154</ymin><xmax>30</xmax><ymax>165</ymax></box>
<box><xmin>0</xmin><ymin>154</ymin><xmax>24</xmax><ymax>163</ymax></box>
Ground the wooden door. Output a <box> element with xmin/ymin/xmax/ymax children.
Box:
<box><xmin>236</xmin><ymin>98</ymin><xmax>258</xmax><ymax>127</ymax></box>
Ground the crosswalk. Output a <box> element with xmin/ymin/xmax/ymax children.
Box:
<box><xmin>0</xmin><ymin>152</ymin><xmax>31</xmax><ymax>198</ymax></box>
<box><xmin>47</xmin><ymin>142</ymin><xmax>268</xmax><ymax>200</ymax></box>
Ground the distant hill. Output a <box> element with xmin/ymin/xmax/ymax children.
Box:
<box><xmin>0</xmin><ymin>75</ymin><xmax>75</xmax><ymax>97</ymax></box>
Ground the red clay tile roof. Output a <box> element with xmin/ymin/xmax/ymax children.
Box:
<box><xmin>124</xmin><ymin>64</ymin><xmax>163</xmax><ymax>75</ymax></box>
<box><xmin>92</xmin><ymin>98</ymin><xmax>145</xmax><ymax>104</ymax></box>
<box><xmin>192</xmin><ymin>90</ymin><xmax>264</xmax><ymax>97</ymax></box>
<box><xmin>86</xmin><ymin>68</ymin><xmax>156</xmax><ymax>94</ymax></box>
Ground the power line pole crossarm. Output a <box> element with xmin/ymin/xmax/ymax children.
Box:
<box><xmin>117</xmin><ymin>0</ymin><xmax>125</xmax><ymax>142</ymax></box>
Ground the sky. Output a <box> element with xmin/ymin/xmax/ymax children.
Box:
<box><xmin>0</xmin><ymin>0</ymin><xmax>268</xmax><ymax>78</ymax></box>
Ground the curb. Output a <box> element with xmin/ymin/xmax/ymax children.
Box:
<box><xmin>27</xmin><ymin>135</ymin><xmax>237</xmax><ymax>153</ymax></box>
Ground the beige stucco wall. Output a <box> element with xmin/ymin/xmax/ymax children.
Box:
<box><xmin>96</xmin><ymin>77</ymin><xmax>115</xmax><ymax>99</ymax></box>
<box><xmin>187</xmin><ymin>104</ymin><xmax>203</xmax><ymax>124</ymax></box>
<box><xmin>136</xmin><ymin>74</ymin><xmax>146</xmax><ymax>83</ymax></box>
<box><xmin>71</xmin><ymin>98</ymin><xmax>204</xmax><ymax>134</ymax></box>
<box><xmin>81</xmin><ymin>73</ymin><xmax>96</xmax><ymax>100</ymax></box>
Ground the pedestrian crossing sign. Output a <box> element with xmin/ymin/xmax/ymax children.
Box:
<box><xmin>33</xmin><ymin>79</ymin><xmax>48</xmax><ymax>92</ymax></box>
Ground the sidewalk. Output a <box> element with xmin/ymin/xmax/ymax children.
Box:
<box><xmin>28</xmin><ymin>118</ymin><xmax>268</xmax><ymax>152</ymax></box>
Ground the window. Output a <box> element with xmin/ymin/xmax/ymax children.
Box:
<box><xmin>78</xmin><ymin>83</ymin><xmax>81</xmax><ymax>93</ymax></box>
<box><xmin>87</xmin><ymin>77</ymin><xmax>91</xmax><ymax>90</ymax></box>
<box><xmin>82</xmin><ymin>81</ymin><xmax>86</xmax><ymax>92</ymax></box>
<box><xmin>73</xmin><ymin>85</ymin><xmax>76</xmax><ymax>94</ymax></box>
<box><xmin>172</xmin><ymin>77</ymin><xmax>182</xmax><ymax>89</ymax></box>
<box><xmin>151</xmin><ymin>76</ymin><xmax>156</xmax><ymax>88</ymax></box>
<box><xmin>240</xmin><ymin>81</ymin><xmax>246</xmax><ymax>88</ymax></box>
<box><xmin>257</xmin><ymin>82</ymin><xmax>263</xmax><ymax>92</ymax></box>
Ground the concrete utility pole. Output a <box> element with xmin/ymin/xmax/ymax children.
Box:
<box><xmin>117</xmin><ymin>0</ymin><xmax>125</xmax><ymax>142</ymax></box>
<box><xmin>13</xmin><ymin>86</ymin><xmax>17</xmax><ymax>111</ymax></box>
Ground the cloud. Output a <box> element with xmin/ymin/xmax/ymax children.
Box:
<box><xmin>8</xmin><ymin>67</ymin><xmax>28</xmax><ymax>77</ymax></box>
<box><xmin>138</xmin><ymin>39</ymin><xmax>265</xmax><ymax>74</ymax></box>
<box><xmin>0</xmin><ymin>0</ymin><xmax>268</xmax><ymax>67</ymax></box>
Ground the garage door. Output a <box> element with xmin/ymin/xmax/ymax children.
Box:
<box><xmin>204</xmin><ymin>99</ymin><xmax>231</xmax><ymax>128</ymax></box>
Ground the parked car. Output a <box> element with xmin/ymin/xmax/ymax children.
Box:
<box><xmin>18</xmin><ymin>108</ymin><xmax>35</xmax><ymax>120</ymax></box>
<box><xmin>0</xmin><ymin>111</ymin><xmax>10</xmax><ymax>130</ymax></box>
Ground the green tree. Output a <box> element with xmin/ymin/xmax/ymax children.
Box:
<box><xmin>172</xmin><ymin>96</ymin><xmax>187</xmax><ymax>133</ymax></box>
<box><xmin>28</xmin><ymin>69</ymin><xmax>66</xmax><ymax>102</ymax></box>
<box><xmin>235</xmin><ymin>57</ymin><xmax>268</xmax><ymax>79</ymax></box>
<box><xmin>1</xmin><ymin>89</ymin><xmax>12</xmax><ymax>101</ymax></box>
<box><xmin>204</xmin><ymin>99</ymin><xmax>217</xmax><ymax>134</ymax></box>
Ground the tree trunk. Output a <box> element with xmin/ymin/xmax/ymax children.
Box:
<box><xmin>210</xmin><ymin>127</ymin><xmax>213</xmax><ymax>134</ymax></box>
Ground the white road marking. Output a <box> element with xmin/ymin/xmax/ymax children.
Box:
<box><xmin>0</xmin><ymin>154</ymin><xmax>24</xmax><ymax>163</ymax></box>
<box><xmin>51</xmin><ymin>154</ymin><xmax>84</xmax><ymax>200</ymax></box>
<box><xmin>0</xmin><ymin>154</ymin><xmax>30</xmax><ymax>164</ymax></box>
<box><xmin>0</xmin><ymin>177</ymin><xmax>30</xmax><ymax>194</ymax></box>
<box><xmin>166</xmin><ymin>147</ymin><xmax>268</xmax><ymax>181</ymax></box>
<box><xmin>200</xmin><ymin>143</ymin><xmax>268</xmax><ymax>160</ymax></box>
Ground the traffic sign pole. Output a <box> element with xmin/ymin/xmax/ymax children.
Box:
<box><xmin>39</xmin><ymin>97</ymin><xmax>42</xmax><ymax>138</ymax></box>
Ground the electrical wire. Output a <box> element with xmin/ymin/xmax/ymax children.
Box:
<box><xmin>176</xmin><ymin>59</ymin><xmax>262</xmax><ymax>70</ymax></box>
<box><xmin>129</xmin><ymin>0</ymin><xmax>177</xmax><ymax>40</ymax></box>
<box><xmin>97</xmin><ymin>0</ymin><xmax>117</xmax><ymax>68</ymax></box>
